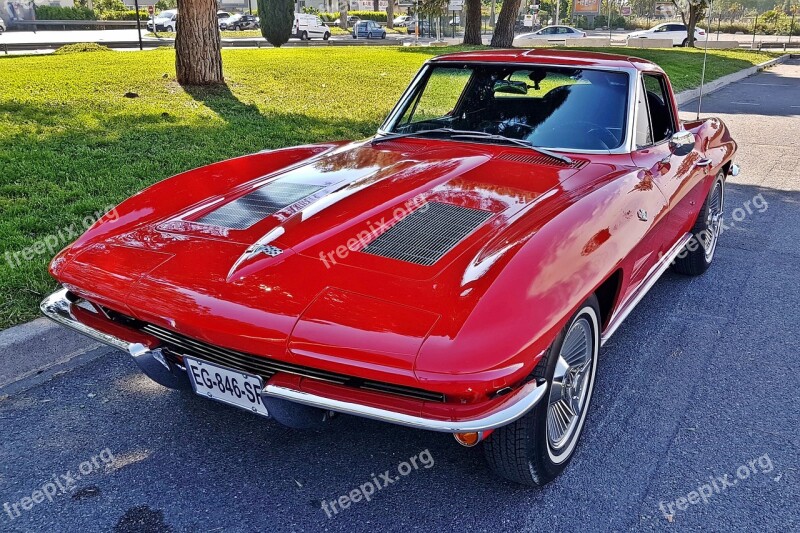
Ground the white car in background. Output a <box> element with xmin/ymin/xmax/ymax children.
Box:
<box><xmin>393</xmin><ymin>15</ymin><xmax>412</xmax><ymax>27</ymax></box>
<box><xmin>626</xmin><ymin>23</ymin><xmax>707</xmax><ymax>46</ymax></box>
<box><xmin>515</xmin><ymin>25</ymin><xmax>587</xmax><ymax>41</ymax></box>
<box><xmin>293</xmin><ymin>13</ymin><xmax>331</xmax><ymax>40</ymax></box>
<box><xmin>147</xmin><ymin>9</ymin><xmax>178</xmax><ymax>32</ymax></box>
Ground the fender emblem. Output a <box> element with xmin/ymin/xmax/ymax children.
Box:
<box><xmin>253</xmin><ymin>244</ymin><xmax>284</xmax><ymax>257</ymax></box>
<box><xmin>637</xmin><ymin>209</ymin><xmax>648</xmax><ymax>222</ymax></box>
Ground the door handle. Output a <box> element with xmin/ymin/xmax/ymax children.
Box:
<box><xmin>695</xmin><ymin>157</ymin><xmax>714</xmax><ymax>167</ymax></box>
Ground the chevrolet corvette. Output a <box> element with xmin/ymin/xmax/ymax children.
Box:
<box><xmin>42</xmin><ymin>49</ymin><xmax>738</xmax><ymax>486</ymax></box>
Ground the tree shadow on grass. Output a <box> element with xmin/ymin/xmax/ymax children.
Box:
<box><xmin>0</xmin><ymin>97</ymin><xmax>379</xmax><ymax>328</ymax></box>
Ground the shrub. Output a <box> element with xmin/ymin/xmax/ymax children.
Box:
<box><xmin>99</xmin><ymin>10</ymin><xmax>148</xmax><ymax>21</ymax></box>
<box><xmin>53</xmin><ymin>43</ymin><xmax>112</xmax><ymax>54</ymax></box>
<box><xmin>593</xmin><ymin>14</ymin><xmax>607</xmax><ymax>28</ymax></box>
<box><xmin>259</xmin><ymin>0</ymin><xmax>294</xmax><ymax>47</ymax></box>
<box><xmin>319</xmin><ymin>10</ymin><xmax>386</xmax><ymax>22</ymax></box>
<box><xmin>34</xmin><ymin>6</ymin><xmax>96</xmax><ymax>20</ymax></box>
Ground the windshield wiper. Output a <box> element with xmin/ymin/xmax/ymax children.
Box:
<box><xmin>373</xmin><ymin>129</ymin><xmax>573</xmax><ymax>166</ymax></box>
<box><xmin>449</xmin><ymin>132</ymin><xmax>574</xmax><ymax>165</ymax></box>
<box><xmin>371</xmin><ymin>128</ymin><xmax>481</xmax><ymax>145</ymax></box>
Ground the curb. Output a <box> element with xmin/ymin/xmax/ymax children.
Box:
<box><xmin>0</xmin><ymin>317</ymin><xmax>104</xmax><ymax>395</ymax></box>
<box><xmin>675</xmin><ymin>53</ymin><xmax>791</xmax><ymax>105</ymax></box>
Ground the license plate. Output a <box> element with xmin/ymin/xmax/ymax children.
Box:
<box><xmin>184</xmin><ymin>357</ymin><xmax>269</xmax><ymax>417</ymax></box>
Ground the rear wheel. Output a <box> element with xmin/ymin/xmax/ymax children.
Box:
<box><xmin>672</xmin><ymin>172</ymin><xmax>725</xmax><ymax>276</ymax></box>
<box><xmin>367</xmin><ymin>32</ymin><xmax>373</xmax><ymax>39</ymax></box>
<box><xmin>681</xmin><ymin>38</ymin><xmax>689</xmax><ymax>46</ymax></box>
<box><xmin>484</xmin><ymin>295</ymin><xmax>600</xmax><ymax>486</ymax></box>
<box><xmin>301</xmin><ymin>31</ymin><xmax>309</xmax><ymax>40</ymax></box>
<box><xmin>323</xmin><ymin>32</ymin><xmax>330</xmax><ymax>40</ymax></box>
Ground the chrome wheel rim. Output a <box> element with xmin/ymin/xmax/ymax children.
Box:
<box><xmin>703</xmin><ymin>180</ymin><xmax>725</xmax><ymax>262</ymax></box>
<box><xmin>546</xmin><ymin>315</ymin><xmax>596</xmax><ymax>459</ymax></box>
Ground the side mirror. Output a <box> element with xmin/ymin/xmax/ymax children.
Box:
<box><xmin>668</xmin><ymin>130</ymin><xmax>695</xmax><ymax>156</ymax></box>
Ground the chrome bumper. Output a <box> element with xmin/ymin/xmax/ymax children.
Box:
<box><xmin>40</xmin><ymin>287</ymin><xmax>548</xmax><ymax>432</ymax></box>
<box><xmin>262</xmin><ymin>381</ymin><xmax>547</xmax><ymax>433</ymax></box>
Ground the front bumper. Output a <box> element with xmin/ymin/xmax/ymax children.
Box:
<box><xmin>41</xmin><ymin>287</ymin><xmax>547</xmax><ymax>432</ymax></box>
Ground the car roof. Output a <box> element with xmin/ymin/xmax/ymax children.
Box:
<box><xmin>430</xmin><ymin>48</ymin><xmax>662</xmax><ymax>72</ymax></box>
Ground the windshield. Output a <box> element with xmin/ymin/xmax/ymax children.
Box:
<box><xmin>385</xmin><ymin>64</ymin><xmax>630</xmax><ymax>151</ymax></box>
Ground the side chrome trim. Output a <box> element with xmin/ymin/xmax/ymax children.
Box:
<box><xmin>262</xmin><ymin>380</ymin><xmax>548</xmax><ymax>433</ymax></box>
<box><xmin>601</xmin><ymin>232</ymin><xmax>693</xmax><ymax>345</ymax></box>
<box><xmin>40</xmin><ymin>287</ymin><xmax>129</xmax><ymax>352</ymax></box>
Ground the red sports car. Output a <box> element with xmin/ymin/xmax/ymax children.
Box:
<box><xmin>42</xmin><ymin>49</ymin><xmax>738</xmax><ymax>486</ymax></box>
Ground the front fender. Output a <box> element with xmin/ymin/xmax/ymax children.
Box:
<box><xmin>415</xmin><ymin>167</ymin><xmax>664</xmax><ymax>396</ymax></box>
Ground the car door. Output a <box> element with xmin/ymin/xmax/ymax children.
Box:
<box><xmin>668</xmin><ymin>24</ymin><xmax>686</xmax><ymax>45</ymax></box>
<box><xmin>630</xmin><ymin>71</ymin><xmax>709</xmax><ymax>271</ymax></box>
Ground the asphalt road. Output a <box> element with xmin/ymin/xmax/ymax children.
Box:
<box><xmin>1</xmin><ymin>62</ymin><xmax>798</xmax><ymax>532</ymax></box>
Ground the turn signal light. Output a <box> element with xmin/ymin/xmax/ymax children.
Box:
<box><xmin>454</xmin><ymin>432</ymin><xmax>488</xmax><ymax>447</ymax></box>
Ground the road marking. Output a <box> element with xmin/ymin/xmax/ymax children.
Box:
<box><xmin>730</xmin><ymin>102</ymin><xmax>761</xmax><ymax>105</ymax></box>
<box><xmin>741</xmin><ymin>83</ymin><xmax>791</xmax><ymax>86</ymax></box>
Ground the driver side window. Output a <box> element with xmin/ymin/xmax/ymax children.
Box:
<box><xmin>635</xmin><ymin>73</ymin><xmax>676</xmax><ymax>148</ymax></box>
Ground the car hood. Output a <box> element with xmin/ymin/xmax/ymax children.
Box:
<box><xmin>55</xmin><ymin>139</ymin><xmax>598</xmax><ymax>379</ymax></box>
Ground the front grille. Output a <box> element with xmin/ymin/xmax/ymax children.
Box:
<box><xmin>362</xmin><ymin>202</ymin><xmax>492</xmax><ymax>266</ymax></box>
<box><xmin>497</xmin><ymin>152</ymin><xmax>588</xmax><ymax>169</ymax></box>
<box><xmin>195</xmin><ymin>181</ymin><xmax>323</xmax><ymax>230</ymax></box>
<box><xmin>141</xmin><ymin>323</ymin><xmax>445</xmax><ymax>403</ymax></box>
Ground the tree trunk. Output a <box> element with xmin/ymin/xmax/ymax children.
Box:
<box><xmin>686</xmin><ymin>3</ymin><xmax>700</xmax><ymax>47</ymax></box>
<box><xmin>463</xmin><ymin>0</ymin><xmax>482</xmax><ymax>44</ymax></box>
<box><xmin>340</xmin><ymin>3</ymin><xmax>348</xmax><ymax>30</ymax></box>
<box><xmin>387</xmin><ymin>1</ymin><xmax>394</xmax><ymax>29</ymax></box>
<box><xmin>490</xmin><ymin>0</ymin><xmax>522</xmax><ymax>47</ymax></box>
<box><xmin>176</xmin><ymin>0</ymin><xmax>223</xmax><ymax>86</ymax></box>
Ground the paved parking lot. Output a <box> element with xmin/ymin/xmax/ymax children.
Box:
<box><xmin>1</xmin><ymin>61</ymin><xmax>798</xmax><ymax>532</ymax></box>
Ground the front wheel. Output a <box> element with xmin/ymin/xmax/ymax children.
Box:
<box><xmin>672</xmin><ymin>172</ymin><xmax>725</xmax><ymax>276</ymax></box>
<box><xmin>484</xmin><ymin>295</ymin><xmax>601</xmax><ymax>486</ymax></box>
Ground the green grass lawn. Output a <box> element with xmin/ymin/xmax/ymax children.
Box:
<box><xmin>0</xmin><ymin>46</ymin><xmax>776</xmax><ymax>328</ymax></box>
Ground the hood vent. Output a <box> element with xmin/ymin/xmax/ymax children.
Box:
<box><xmin>362</xmin><ymin>202</ymin><xmax>492</xmax><ymax>266</ymax></box>
<box><xmin>497</xmin><ymin>152</ymin><xmax>588</xmax><ymax>169</ymax></box>
<box><xmin>195</xmin><ymin>181</ymin><xmax>323</xmax><ymax>230</ymax></box>
<box><xmin>375</xmin><ymin>140</ymin><xmax>427</xmax><ymax>153</ymax></box>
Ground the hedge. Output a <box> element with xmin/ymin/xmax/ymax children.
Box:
<box><xmin>33</xmin><ymin>5</ymin><xmax>146</xmax><ymax>21</ymax></box>
<box><xmin>34</xmin><ymin>6</ymin><xmax>96</xmax><ymax>20</ymax></box>
<box><xmin>319</xmin><ymin>11</ymin><xmax>387</xmax><ymax>23</ymax></box>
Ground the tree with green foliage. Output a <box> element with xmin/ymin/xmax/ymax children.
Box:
<box><xmin>258</xmin><ymin>0</ymin><xmax>295</xmax><ymax>47</ymax></box>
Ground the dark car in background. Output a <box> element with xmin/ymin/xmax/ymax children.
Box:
<box><xmin>221</xmin><ymin>14</ymin><xmax>259</xmax><ymax>31</ymax></box>
<box><xmin>353</xmin><ymin>20</ymin><xmax>386</xmax><ymax>39</ymax></box>
<box><xmin>406</xmin><ymin>20</ymin><xmax>431</xmax><ymax>36</ymax></box>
